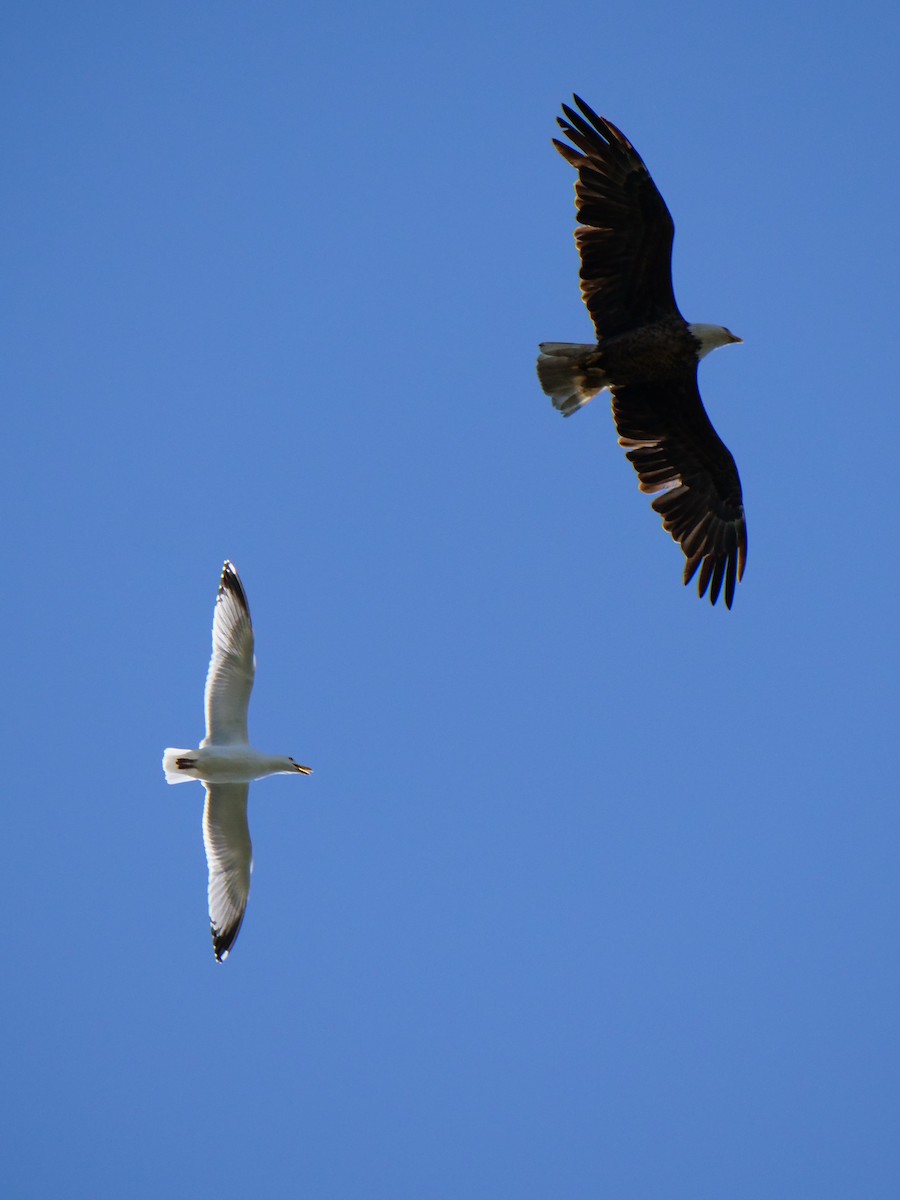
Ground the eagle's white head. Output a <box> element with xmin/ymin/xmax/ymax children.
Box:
<box><xmin>689</xmin><ymin>323</ymin><xmax>743</xmax><ymax>361</ymax></box>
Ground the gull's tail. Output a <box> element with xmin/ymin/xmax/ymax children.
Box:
<box><xmin>536</xmin><ymin>343</ymin><xmax>608</xmax><ymax>417</ymax></box>
<box><xmin>163</xmin><ymin>749</ymin><xmax>200</xmax><ymax>784</ymax></box>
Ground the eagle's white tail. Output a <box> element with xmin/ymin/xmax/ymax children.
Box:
<box><xmin>536</xmin><ymin>343</ymin><xmax>608</xmax><ymax>417</ymax></box>
<box><xmin>163</xmin><ymin>748</ymin><xmax>200</xmax><ymax>784</ymax></box>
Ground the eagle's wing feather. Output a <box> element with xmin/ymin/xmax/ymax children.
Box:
<box><xmin>555</xmin><ymin>96</ymin><xmax>681</xmax><ymax>338</ymax></box>
<box><xmin>610</xmin><ymin>372</ymin><xmax>747</xmax><ymax>608</ymax></box>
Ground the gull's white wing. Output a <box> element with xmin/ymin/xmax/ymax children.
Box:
<box><xmin>202</xmin><ymin>561</ymin><xmax>255</xmax><ymax>746</ymax></box>
<box><xmin>202</xmin><ymin>782</ymin><xmax>252</xmax><ymax>962</ymax></box>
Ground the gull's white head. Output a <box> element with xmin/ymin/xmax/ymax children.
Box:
<box><xmin>689</xmin><ymin>323</ymin><xmax>743</xmax><ymax>361</ymax></box>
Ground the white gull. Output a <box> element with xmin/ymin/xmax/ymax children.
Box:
<box><xmin>163</xmin><ymin>560</ymin><xmax>312</xmax><ymax>961</ymax></box>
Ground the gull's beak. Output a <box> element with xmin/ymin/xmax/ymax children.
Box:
<box><xmin>728</xmin><ymin>330</ymin><xmax>743</xmax><ymax>345</ymax></box>
<box><xmin>295</xmin><ymin>763</ymin><xmax>313</xmax><ymax>775</ymax></box>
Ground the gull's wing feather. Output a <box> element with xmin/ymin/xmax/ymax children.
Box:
<box><xmin>202</xmin><ymin>782</ymin><xmax>252</xmax><ymax>962</ymax></box>
<box><xmin>203</xmin><ymin>561</ymin><xmax>255</xmax><ymax>746</ymax></box>
<box><xmin>611</xmin><ymin>372</ymin><xmax>747</xmax><ymax>608</ymax></box>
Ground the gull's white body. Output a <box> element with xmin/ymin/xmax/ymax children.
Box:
<box><xmin>164</xmin><ymin>744</ymin><xmax>303</xmax><ymax>785</ymax></box>
<box><xmin>163</xmin><ymin>561</ymin><xmax>312</xmax><ymax>961</ymax></box>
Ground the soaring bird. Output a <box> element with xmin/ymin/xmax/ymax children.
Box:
<box><xmin>537</xmin><ymin>96</ymin><xmax>747</xmax><ymax>608</ymax></box>
<box><xmin>163</xmin><ymin>561</ymin><xmax>313</xmax><ymax>961</ymax></box>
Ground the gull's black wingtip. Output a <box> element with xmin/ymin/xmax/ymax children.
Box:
<box><xmin>220</xmin><ymin>559</ymin><xmax>240</xmax><ymax>588</ymax></box>
<box><xmin>218</xmin><ymin>560</ymin><xmax>250</xmax><ymax>613</ymax></box>
<box><xmin>212</xmin><ymin>917</ymin><xmax>244</xmax><ymax>963</ymax></box>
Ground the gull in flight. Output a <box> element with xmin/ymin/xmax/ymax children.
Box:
<box><xmin>163</xmin><ymin>560</ymin><xmax>313</xmax><ymax>961</ymax></box>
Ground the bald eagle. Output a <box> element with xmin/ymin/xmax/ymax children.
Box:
<box><xmin>537</xmin><ymin>96</ymin><xmax>747</xmax><ymax>609</ymax></box>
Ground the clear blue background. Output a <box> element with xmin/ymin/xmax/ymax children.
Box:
<box><xmin>4</xmin><ymin>2</ymin><xmax>899</xmax><ymax>1196</ymax></box>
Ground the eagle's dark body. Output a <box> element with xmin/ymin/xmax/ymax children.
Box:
<box><xmin>538</xmin><ymin>96</ymin><xmax>747</xmax><ymax>609</ymax></box>
<box><xmin>548</xmin><ymin>319</ymin><xmax>704</xmax><ymax>392</ymax></box>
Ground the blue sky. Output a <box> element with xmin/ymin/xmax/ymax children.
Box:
<box><xmin>4</xmin><ymin>1</ymin><xmax>900</xmax><ymax>1196</ymax></box>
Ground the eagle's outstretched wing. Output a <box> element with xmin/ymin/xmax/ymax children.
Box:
<box><xmin>611</xmin><ymin>373</ymin><xmax>747</xmax><ymax>608</ymax></box>
<box><xmin>554</xmin><ymin>96</ymin><xmax>682</xmax><ymax>338</ymax></box>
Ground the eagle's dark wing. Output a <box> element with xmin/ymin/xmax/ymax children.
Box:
<box><xmin>611</xmin><ymin>373</ymin><xmax>747</xmax><ymax>608</ymax></box>
<box><xmin>554</xmin><ymin>96</ymin><xmax>681</xmax><ymax>339</ymax></box>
